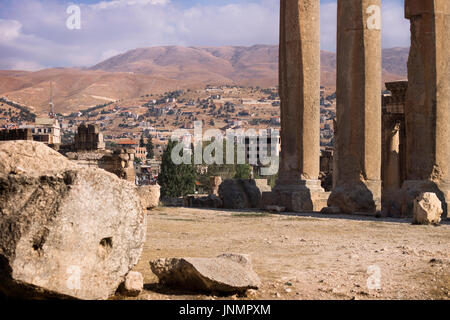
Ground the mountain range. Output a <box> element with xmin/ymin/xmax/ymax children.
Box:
<box><xmin>0</xmin><ymin>45</ymin><xmax>409</xmax><ymax>115</ymax></box>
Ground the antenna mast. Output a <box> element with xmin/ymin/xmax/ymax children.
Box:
<box><xmin>49</xmin><ymin>81</ymin><xmax>55</xmax><ymax>118</ymax></box>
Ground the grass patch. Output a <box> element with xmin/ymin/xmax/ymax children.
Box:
<box><xmin>232</xmin><ymin>212</ymin><xmax>270</xmax><ymax>218</ymax></box>
<box><xmin>161</xmin><ymin>218</ymin><xmax>201</xmax><ymax>222</ymax></box>
<box><xmin>282</xmin><ymin>217</ymin><xmax>321</xmax><ymax>222</ymax></box>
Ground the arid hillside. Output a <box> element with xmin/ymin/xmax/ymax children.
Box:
<box><xmin>0</xmin><ymin>45</ymin><xmax>409</xmax><ymax>115</ymax></box>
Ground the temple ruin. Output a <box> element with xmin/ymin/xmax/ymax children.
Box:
<box><xmin>269</xmin><ymin>0</ymin><xmax>449</xmax><ymax>218</ymax></box>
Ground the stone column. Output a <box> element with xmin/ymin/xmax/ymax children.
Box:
<box><xmin>401</xmin><ymin>0</ymin><xmax>450</xmax><ymax>218</ymax></box>
<box><xmin>328</xmin><ymin>0</ymin><xmax>382</xmax><ymax>214</ymax></box>
<box><xmin>272</xmin><ymin>0</ymin><xmax>328</xmax><ymax>212</ymax></box>
<box><xmin>381</xmin><ymin>81</ymin><xmax>408</xmax><ymax>216</ymax></box>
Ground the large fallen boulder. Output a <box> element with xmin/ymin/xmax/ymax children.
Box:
<box><xmin>219</xmin><ymin>179</ymin><xmax>262</xmax><ymax>209</ymax></box>
<box><xmin>185</xmin><ymin>194</ymin><xmax>223</xmax><ymax>208</ymax></box>
<box><xmin>137</xmin><ymin>184</ymin><xmax>160</xmax><ymax>210</ymax></box>
<box><xmin>0</xmin><ymin>141</ymin><xmax>146</xmax><ymax>300</ymax></box>
<box><xmin>149</xmin><ymin>254</ymin><xmax>261</xmax><ymax>294</ymax></box>
<box><xmin>413</xmin><ymin>192</ymin><xmax>443</xmax><ymax>225</ymax></box>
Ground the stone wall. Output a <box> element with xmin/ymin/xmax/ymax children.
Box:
<box><xmin>73</xmin><ymin>124</ymin><xmax>105</xmax><ymax>151</ymax></box>
<box><xmin>0</xmin><ymin>128</ymin><xmax>33</xmax><ymax>141</ymax></box>
<box><xmin>98</xmin><ymin>149</ymin><xmax>136</xmax><ymax>183</ymax></box>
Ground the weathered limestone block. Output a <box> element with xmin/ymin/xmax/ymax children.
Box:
<box><xmin>99</xmin><ymin>150</ymin><xmax>136</xmax><ymax>183</ymax></box>
<box><xmin>119</xmin><ymin>271</ymin><xmax>144</xmax><ymax>297</ymax></box>
<box><xmin>137</xmin><ymin>184</ymin><xmax>160</xmax><ymax>210</ymax></box>
<box><xmin>265</xmin><ymin>181</ymin><xmax>329</xmax><ymax>212</ymax></box>
<box><xmin>320</xmin><ymin>207</ymin><xmax>341</xmax><ymax>215</ymax></box>
<box><xmin>0</xmin><ymin>141</ymin><xmax>146</xmax><ymax>300</ymax></box>
<box><xmin>150</xmin><ymin>254</ymin><xmax>261</xmax><ymax>294</ymax></box>
<box><xmin>209</xmin><ymin>176</ymin><xmax>222</xmax><ymax>196</ymax></box>
<box><xmin>185</xmin><ymin>194</ymin><xmax>223</xmax><ymax>209</ymax></box>
<box><xmin>254</xmin><ymin>179</ymin><xmax>272</xmax><ymax>193</ymax></box>
<box><xmin>219</xmin><ymin>179</ymin><xmax>261</xmax><ymax>209</ymax></box>
<box><xmin>413</xmin><ymin>193</ymin><xmax>443</xmax><ymax>225</ymax></box>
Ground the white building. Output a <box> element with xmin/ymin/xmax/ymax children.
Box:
<box><xmin>20</xmin><ymin>118</ymin><xmax>61</xmax><ymax>145</ymax></box>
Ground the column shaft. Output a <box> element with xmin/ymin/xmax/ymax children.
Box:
<box><xmin>402</xmin><ymin>0</ymin><xmax>450</xmax><ymax>217</ymax></box>
<box><xmin>272</xmin><ymin>0</ymin><xmax>327</xmax><ymax>212</ymax></box>
<box><xmin>328</xmin><ymin>0</ymin><xmax>382</xmax><ymax>214</ymax></box>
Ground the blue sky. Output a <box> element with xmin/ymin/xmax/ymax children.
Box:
<box><xmin>0</xmin><ymin>0</ymin><xmax>410</xmax><ymax>70</ymax></box>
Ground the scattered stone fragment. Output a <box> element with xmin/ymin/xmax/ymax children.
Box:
<box><xmin>266</xmin><ymin>205</ymin><xmax>286</xmax><ymax>213</ymax></box>
<box><xmin>149</xmin><ymin>253</ymin><xmax>261</xmax><ymax>294</ymax></box>
<box><xmin>137</xmin><ymin>184</ymin><xmax>161</xmax><ymax>210</ymax></box>
<box><xmin>320</xmin><ymin>206</ymin><xmax>341</xmax><ymax>214</ymax></box>
<box><xmin>119</xmin><ymin>271</ymin><xmax>144</xmax><ymax>297</ymax></box>
<box><xmin>413</xmin><ymin>192</ymin><xmax>443</xmax><ymax>225</ymax></box>
<box><xmin>219</xmin><ymin>179</ymin><xmax>262</xmax><ymax>209</ymax></box>
<box><xmin>246</xmin><ymin>289</ymin><xmax>258</xmax><ymax>298</ymax></box>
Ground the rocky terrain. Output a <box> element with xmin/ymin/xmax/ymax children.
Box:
<box><xmin>122</xmin><ymin>207</ymin><xmax>450</xmax><ymax>300</ymax></box>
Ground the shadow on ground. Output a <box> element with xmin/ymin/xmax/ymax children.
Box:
<box><xmin>173</xmin><ymin>207</ymin><xmax>450</xmax><ymax>225</ymax></box>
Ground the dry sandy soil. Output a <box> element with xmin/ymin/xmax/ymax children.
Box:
<box><xmin>118</xmin><ymin>207</ymin><xmax>450</xmax><ymax>300</ymax></box>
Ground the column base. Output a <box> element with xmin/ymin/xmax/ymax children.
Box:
<box><xmin>401</xmin><ymin>180</ymin><xmax>449</xmax><ymax>219</ymax></box>
<box><xmin>381</xmin><ymin>188</ymin><xmax>403</xmax><ymax>217</ymax></box>
<box><xmin>262</xmin><ymin>180</ymin><xmax>329</xmax><ymax>212</ymax></box>
<box><xmin>328</xmin><ymin>180</ymin><xmax>381</xmax><ymax>215</ymax></box>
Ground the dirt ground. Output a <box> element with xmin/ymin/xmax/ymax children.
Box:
<box><xmin>120</xmin><ymin>207</ymin><xmax>450</xmax><ymax>300</ymax></box>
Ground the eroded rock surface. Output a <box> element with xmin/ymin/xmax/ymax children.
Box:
<box><xmin>0</xmin><ymin>141</ymin><xmax>146</xmax><ymax>300</ymax></box>
<box><xmin>413</xmin><ymin>192</ymin><xmax>443</xmax><ymax>225</ymax></box>
<box><xmin>150</xmin><ymin>254</ymin><xmax>261</xmax><ymax>294</ymax></box>
<box><xmin>137</xmin><ymin>184</ymin><xmax>160</xmax><ymax>210</ymax></box>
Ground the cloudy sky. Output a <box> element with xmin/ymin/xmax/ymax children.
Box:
<box><xmin>0</xmin><ymin>0</ymin><xmax>410</xmax><ymax>71</ymax></box>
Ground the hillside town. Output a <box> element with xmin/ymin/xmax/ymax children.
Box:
<box><xmin>0</xmin><ymin>85</ymin><xmax>337</xmax><ymax>188</ymax></box>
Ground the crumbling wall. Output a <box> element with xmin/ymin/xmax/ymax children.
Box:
<box><xmin>0</xmin><ymin>128</ymin><xmax>32</xmax><ymax>141</ymax></box>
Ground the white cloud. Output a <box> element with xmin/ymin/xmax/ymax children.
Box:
<box><xmin>0</xmin><ymin>19</ymin><xmax>22</xmax><ymax>42</ymax></box>
<box><xmin>320</xmin><ymin>2</ymin><xmax>337</xmax><ymax>52</ymax></box>
<box><xmin>10</xmin><ymin>60</ymin><xmax>44</xmax><ymax>71</ymax></box>
<box><xmin>90</xmin><ymin>0</ymin><xmax>170</xmax><ymax>10</ymax></box>
<box><xmin>381</xmin><ymin>1</ymin><xmax>410</xmax><ymax>48</ymax></box>
<box><xmin>0</xmin><ymin>0</ymin><xmax>411</xmax><ymax>70</ymax></box>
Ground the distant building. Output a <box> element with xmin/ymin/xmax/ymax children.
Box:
<box><xmin>73</xmin><ymin>124</ymin><xmax>105</xmax><ymax>151</ymax></box>
<box><xmin>20</xmin><ymin>118</ymin><xmax>61</xmax><ymax>145</ymax></box>
<box><xmin>135</xmin><ymin>147</ymin><xmax>147</xmax><ymax>161</ymax></box>
<box><xmin>116</xmin><ymin>139</ymin><xmax>138</xmax><ymax>149</ymax></box>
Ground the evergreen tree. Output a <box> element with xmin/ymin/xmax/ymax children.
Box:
<box><xmin>139</xmin><ymin>135</ymin><xmax>145</xmax><ymax>148</ymax></box>
<box><xmin>146</xmin><ymin>135</ymin><xmax>155</xmax><ymax>159</ymax></box>
<box><xmin>158</xmin><ymin>141</ymin><xmax>196</xmax><ymax>197</ymax></box>
<box><xmin>234</xmin><ymin>164</ymin><xmax>252</xmax><ymax>179</ymax></box>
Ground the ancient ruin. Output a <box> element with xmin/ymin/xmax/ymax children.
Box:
<box><xmin>0</xmin><ymin>128</ymin><xmax>33</xmax><ymax>142</ymax></box>
<box><xmin>73</xmin><ymin>123</ymin><xmax>106</xmax><ymax>151</ymax></box>
<box><xmin>265</xmin><ymin>0</ymin><xmax>329</xmax><ymax>212</ymax></box>
<box><xmin>401</xmin><ymin>0</ymin><xmax>449</xmax><ymax>218</ymax></box>
<box><xmin>382</xmin><ymin>81</ymin><xmax>408</xmax><ymax>216</ymax></box>
<box><xmin>268</xmin><ymin>0</ymin><xmax>448</xmax><ymax>219</ymax></box>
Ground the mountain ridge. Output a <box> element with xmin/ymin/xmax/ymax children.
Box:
<box><xmin>0</xmin><ymin>45</ymin><xmax>409</xmax><ymax>115</ymax></box>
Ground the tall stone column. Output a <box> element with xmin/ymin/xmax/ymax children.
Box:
<box><xmin>273</xmin><ymin>0</ymin><xmax>328</xmax><ymax>212</ymax></box>
<box><xmin>328</xmin><ymin>0</ymin><xmax>382</xmax><ymax>214</ymax></box>
<box><xmin>401</xmin><ymin>0</ymin><xmax>450</xmax><ymax>218</ymax></box>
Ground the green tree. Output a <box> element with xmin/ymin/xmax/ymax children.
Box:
<box><xmin>146</xmin><ymin>135</ymin><xmax>155</xmax><ymax>159</ymax></box>
<box><xmin>158</xmin><ymin>141</ymin><xmax>196</xmax><ymax>197</ymax></box>
<box><xmin>139</xmin><ymin>135</ymin><xmax>145</xmax><ymax>148</ymax></box>
<box><xmin>234</xmin><ymin>164</ymin><xmax>252</xmax><ymax>179</ymax></box>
